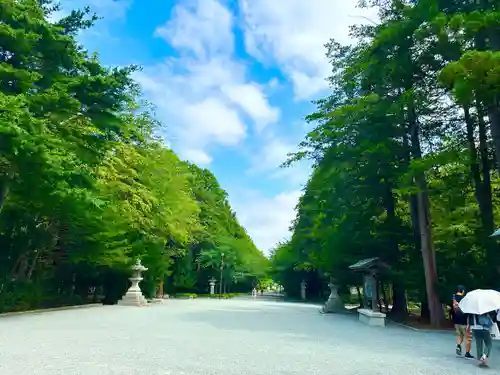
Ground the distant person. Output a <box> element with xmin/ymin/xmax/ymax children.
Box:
<box><xmin>468</xmin><ymin>311</ymin><xmax>495</xmax><ymax>366</ymax></box>
<box><xmin>452</xmin><ymin>285</ymin><xmax>473</xmax><ymax>358</ymax></box>
<box><xmin>252</xmin><ymin>288</ymin><xmax>257</xmax><ymax>298</ymax></box>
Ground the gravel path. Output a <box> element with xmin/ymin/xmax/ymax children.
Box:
<box><xmin>0</xmin><ymin>298</ymin><xmax>498</xmax><ymax>375</ymax></box>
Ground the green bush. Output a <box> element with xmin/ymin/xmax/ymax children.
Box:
<box><xmin>197</xmin><ymin>293</ymin><xmax>241</xmax><ymax>299</ymax></box>
<box><xmin>174</xmin><ymin>293</ymin><xmax>198</xmax><ymax>299</ymax></box>
<box><xmin>341</xmin><ymin>293</ymin><xmax>361</xmax><ymax>305</ymax></box>
<box><xmin>0</xmin><ymin>282</ymin><xmax>91</xmax><ymax>313</ymax></box>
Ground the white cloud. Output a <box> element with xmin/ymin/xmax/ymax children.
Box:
<box><xmin>134</xmin><ymin>61</ymin><xmax>249</xmax><ymax>163</ymax></box>
<box><xmin>245</xmin><ymin>135</ymin><xmax>312</xmax><ymax>190</ymax></box>
<box><xmin>230</xmin><ymin>190</ymin><xmax>302</xmax><ymax>254</ymax></box>
<box><xmin>54</xmin><ymin>0</ymin><xmax>321</xmax><ymax>255</ymax></box>
<box><xmin>239</xmin><ymin>0</ymin><xmax>377</xmax><ymax>100</ymax></box>
<box><xmin>271</xmin><ymin>162</ymin><xmax>312</xmax><ymax>187</ymax></box>
<box><xmin>183</xmin><ymin>98</ymin><xmax>246</xmax><ymax>146</ymax></box>
<box><xmin>53</xmin><ymin>0</ymin><xmax>132</xmax><ymax>22</ymax></box>
<box><xmin>50</xmin><ymin>0</ymin><xmax>133</xmax><ymax>44</ymax></box>
<box><xmin>183</xmin><ymin>149</ymin><xmax>213</xmax><ymax>165</ymax></box>
<box><xmin>221</xmin><ymin>83</ymin><xmax>279</xmax><ymax>133</ymax></box>
<box><xmin>233</xmin><ymin>135</ymin><xmax>311</xmax><ymax>254</ymax></box>
<box><xmin>155</xmin><ymin>0</ymin><xmax>234</xmax><ymax>58</ymax></box>
<box><xmin>84</xmin><ymin>0</ymin><xmax>133</xmax><ymax>19</ymax></box>
<box><xmin>136</xmin><ymin>0</ymin><xmax>279</xmax><ymax>163</ymax></box>
<box><xmin>247</xmin><ymin>137</ymin><xmax>295</xmax><ymax>174</ymax></box>
<box><xmin>267</xmin><ymin>77</ymin><xmax>280</xmax><ymax>89</ymax></box>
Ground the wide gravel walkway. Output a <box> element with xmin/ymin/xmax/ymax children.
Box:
<box><xmin>0</xmin><ymin>297</ymin><xmax>498</xmax><ymax>375</ymax></box>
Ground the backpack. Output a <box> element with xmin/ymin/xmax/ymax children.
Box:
<box><xmin>477</xmin><ymin>314</ymin><xmax>493</xmax><ymax>329</ymax></box>
<box><xmin>453</xmin><ymin>303</ymin><xmax>464</xmax><ymax>316</ymax></box>
<box><xmin>452</xmin><ymin>295</ymin><xmax>464</xmax><ymax>316</ymax></box>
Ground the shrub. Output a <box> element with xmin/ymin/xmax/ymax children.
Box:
<box><xmin>0</xmin><ymin>282</ymin><xmax>94</xmax><ymax>313</ymax></box>
<box><xmin>197</xmin><ymin>293</ymin><xmax>241</xmax><ymax>299</ymax></box>
<box><xmin>174</xmin><ymin>293</ymin><xmax>198</xmax><ymax>299</ymax></box>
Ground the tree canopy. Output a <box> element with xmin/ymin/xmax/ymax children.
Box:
<box><xmin>0</xmin><ymin>0</ymin><xmax>268</xmax><ymax>312</ymax></box>
<box><xmin>271</xmin><ymin>0</ymin><xmax>500</xmax><ymax>326</ymax></box>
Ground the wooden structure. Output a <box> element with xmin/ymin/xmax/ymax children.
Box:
<box><xmin>349</xmin><ymin>257</ymin><xmax>389</xmax><ymax>327</ymax></box>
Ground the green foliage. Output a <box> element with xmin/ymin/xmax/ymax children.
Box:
<box><xmin>271</xmin><ymin>0</ymin><xmax>500</xmax><ymax>324</ymax></box>
<box><xmin>173</xmin><ymin>293</ymin><xmax>199</xmax><ymax>299</ymax></box>
<box><xmin>0</xmin><ymin>0</ymin><xmax>268</xmax><ymax>313</ymax></box>
<box><xmin>171</xmin><ymin>293</ymin><xmax>242</xmax><ymax>299</ymax></box>
<box><xmin>198</xmin><ymin>293</ymin><xmax>241</xmax><ymax>299</ymax></box>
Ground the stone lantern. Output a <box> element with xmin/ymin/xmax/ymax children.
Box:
<box><xmin>118</xmin><ymin>258</ymin><xmax>148</xmax><ymax>306</ymax></box>
<box><xmin>209</xmin><ymin>278</ymin><xmax>216</xmax><ymax>295</ymax></box>
<box><xmin>320</xmin><ymin>276</ymin><xmax>345</xmax><ymax>313</ymax></box>
<box><xmin>300</xmin><ymin>280</ymin><xmax>307</xmax><ymax>300</ymax></box>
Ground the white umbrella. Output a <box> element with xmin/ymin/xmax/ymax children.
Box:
<box><xmin>491</xmin><ymin>228</ymin><xmax>500</xmax><ymax>237</ymax></box>
<box><xmin>458</xmin><ymin>289</ymin><xmax>500</xmax><ymax>315</ymax></box>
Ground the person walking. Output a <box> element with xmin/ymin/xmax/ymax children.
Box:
<box><xmin>468</xmin><ymin>311</ymin><xmax>495</xmax><ymax>366</ymax></box>
<box><xmin>452</xmin><ymin>285</ymin><xmax>474</xmax><ymax>358</ymax></box>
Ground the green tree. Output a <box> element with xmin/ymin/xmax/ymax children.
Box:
<box><xmin>272</xmin><ymin>0</ymin><xmax>500</xmax><ymax>327</ymax></box>
<box><xmin>0</xmin><ymin>0</ymin><xmax>267</xmax><ymax>312</ymax></box>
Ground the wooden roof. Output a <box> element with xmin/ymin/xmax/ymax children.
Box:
<box><xmin>349</xmin><ymin>257</ymin><xmax>388</xmax><ymax>271</ymax></box>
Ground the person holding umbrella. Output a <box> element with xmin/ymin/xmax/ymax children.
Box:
<box><xmin>468</xmin><ymin>311</ymin><xmax>495</xmax><ymax>366</ymax></box>
<box><xmin>459</xmin><ymin>289</ymin><xmax>500</xmax><ymax>367</ymax></box>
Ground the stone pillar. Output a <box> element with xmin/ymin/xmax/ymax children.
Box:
<box><xmin>118</xmin><ymin>259</ymin><xmax>148</xmax><ymax>306</ymax></box>
<box><xmin>300</xmin><ymin>280</ymin><xmax>307</xmax><ymax>300</ymax></box>
<box><xmin>209</xmin><ymin>278</ymin><xmax>216</xmax><ymax>295</ymax></box>
<box><xmin>321</xmin><ymin>277</ymin><xmax>345</xmax><ymax>313</ymax></box>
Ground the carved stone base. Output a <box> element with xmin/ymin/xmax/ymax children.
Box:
<box><xmin>118</xmin><ymin>290</ymin><xmax>148</xmax><ymax>306</ymax></box>
<box><xmin>357</xmin><ymin>308</ymin><xmax>386</xmax><ymax>327</ymax></box>
<box><xmin>320</xmin><ymin>280</ymin><xmax>346</xmax><ymax>313</ymax></box>
<box><xmin>321</xmin><ymin>296</ymin><xmax>345</xmax><ymax>313</ymax></box>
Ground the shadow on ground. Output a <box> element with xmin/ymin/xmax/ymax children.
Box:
<box><xmin>178</xmin><ymin>300</ymin><xmax>499</xmax><ymax>367</ymax></box>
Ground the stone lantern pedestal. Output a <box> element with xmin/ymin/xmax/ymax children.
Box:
<box><xmin>118</xmin><ymin>259</ymin><xmax>148</xmax><ymax>306</ymax></box>
<box><xmin>320</xmin><ymin>277</ymin><xmax>345</xmax><ymax>313</ymax></box>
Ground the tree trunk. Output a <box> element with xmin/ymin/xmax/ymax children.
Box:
<box><xmin>420</xmin><ymin>300</ymin><xmax>430</xmax><ymax>323</ymax></box>
<box><xmin>391</xmin><ymin>283</ymin><xmax>408</xmax><ymax>320</ymax></box>
<box><xmin>487</xmin><ymin>106</ymin><xmax>500</xmax><ymax>176</ymax></box>
<box><xmin>10</xmin><ymin>253</ymin><xmax>24</xmax><ymax>280</ymax></box>
<box><xmin>382</xmin><ymin>179</ymin><xmax>408</xmax><ymax>318</ymax></box>
<box><xmin>408</xmin><ymin>97</ymin><xmax>444</xmax><ymax>327</ymax></box>
<box><xmin>381</xmin><ymin>282</ymin><xmax>389</xmax><ymax>313</ymax></box>
<box><xmin>26</xmin><ymin>251</ymin><xmax>40</xmax><ymax>281</ymax></box>
<box><xmin>464</xmin><ymin>105</ymin><xmax>482</xmax><ymax>193</ymax></box>
<box><xmin>356</xmin><ymin>285</ymin><xmax>363</xmax><ymax>308</ymax></box>
<box><xmin>92</xmin><ymin>285</ymin><xmax>99</xmax><ymax>303</ymax></box>
<box><xmin>0</xmin><ymin>180</ymin><xmax>9</xmax><ymax>214</ymax></box>
<box><xmin>473</xmin><ymin>29</ymin><xmax>498</xmax><ymax>280</ymax></box>
<box><xmin>464</xmin><ymin>104</ymin><xmax>494</xmax><ymax>233</ymax></box>
<box><xmin>476</xmin><ymin>102</ymin><xmax>494</xmax><ymax>235</ymax></box>
<box><xmin>403</xmin><ymin>129</ymin><xmax>421</xmax><ymax>250</ymax></box>
<box><xmin>157</xmin><ymin>280</ymin><xmax>164</xmax><ymax>298</ymax></box>
<box><xmin>482</xmin><ymin>18</ymin><xmax>500</xmax><ymax>176</ymax></box>
<box><xmin>16</xmin><ymin>256</ymin><xmax>29</xmax><ymax>281</ymax></box>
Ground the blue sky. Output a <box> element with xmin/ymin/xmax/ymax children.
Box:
<box><xmin>55</xmin><ymin>0</ymin><xmax>375</xmax><ymax>254</ymax></box>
